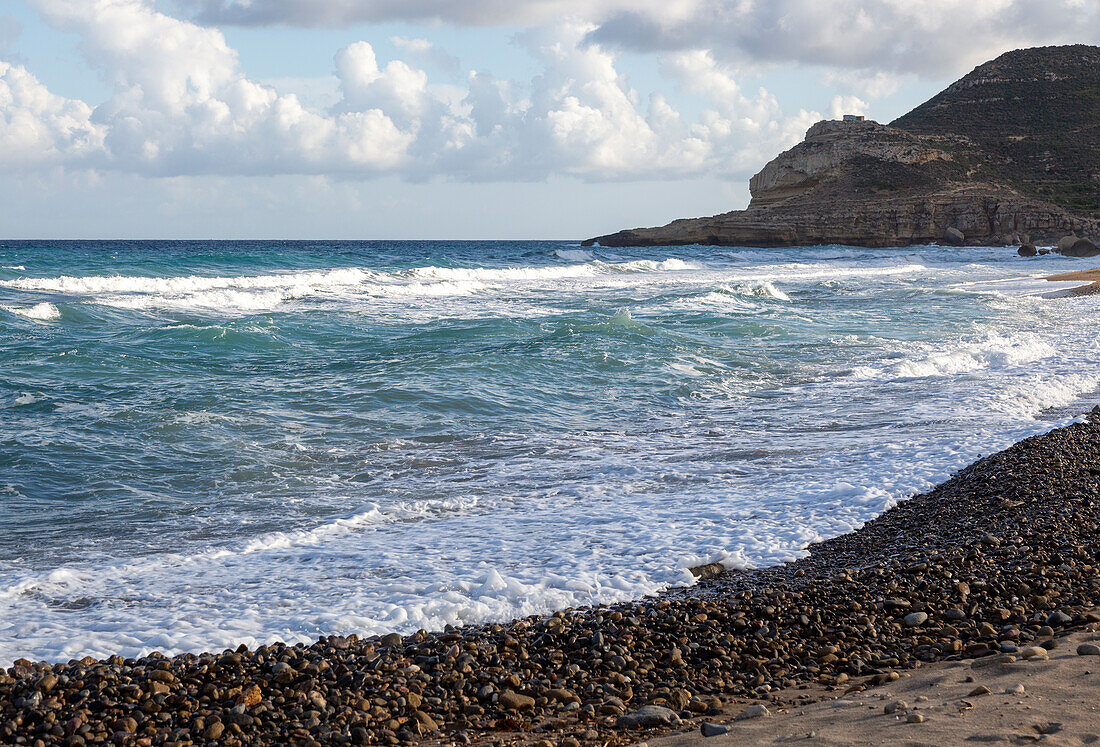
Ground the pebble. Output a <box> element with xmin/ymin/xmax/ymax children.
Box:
<box><xmin>616</xmin><ymin>706</ymin><xmax>681</xmax><ymax>729</ymax></box>
<box><xmin>5</xmin><ymin>413</ymin><xmax>1100</xmax><ymax>745</ymax></box>
<box><xmin>734</xmin><ymin>704</ymin><xmax>770</xmax><ymax>721</ymax></box>
<box><xmin>907</xmin><ymin>713</ymin><xmax>926</xmax><ymax>723</ymax></box>
<box><xmin>1077</xmin><ymin>643</ymin><xmax>1100</xmax><ymax>656</ymax></box>
<box><xmin>884</xmin><ymin>701</ymin><xmax>908</xmax><ymax>714</ymax></box>
<box><xmin>1046</xmin><ymin>611</ymin><xmax>1073</xmax><ymax>627</ymax></box>
<box><xmin>904</xmin><ymin>612</ymin><xmax>929</xmax><ymax>627</ymax></box>
<box><xmin>499</xmin><ymin>690</ymin><xmax>536</xmax><ymax>710</ymax></box>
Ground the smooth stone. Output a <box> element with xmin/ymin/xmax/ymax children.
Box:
<box><xmin>499</xmin><ymin>691</ymin><xmax>536</xmax><ymax>710</ymax></box>
<box><xmin>1077</xmin><ymin>643</ymin><xmax>1100</xmax><ymax>656</ymax></box>
<box><xmin>734</xmin><ymin>704</ymin><xmax>770</xmax><ymax>721</ymax></box>
<box><xmin>904</xmin><ymin>612</ymin><xmax>929</xmax><ymax>627</ymax></box>
<box><xmin>616</xmin><ymin>705</ymin><xmax>682</xmax><ymax>729</ymax></box>
<box><xmin>1046</xmin><ymin>611</ymin><xmax>1073</xmax><ymax>627</ymax></box>
<box><xmin>700</xmin><ymin>722</ymin><xmax>731</xmax><ymax>737</ymax></box>
<box><xmin>884</xmin><ymin>701</ymin><xmax>908</xmax><ymax>714</ymax></box>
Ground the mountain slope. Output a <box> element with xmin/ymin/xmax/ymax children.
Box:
<box><xmin>892</xmin><ymin>44</ymin><xmax>1100</xmax><ymax>218</ymax></box>
<box><xmin>585</xmin><ymin>45</ymin><xmax>1100</xmax><ymax>248</ymax></box>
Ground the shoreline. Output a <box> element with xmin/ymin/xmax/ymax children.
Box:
<box><xmin>7</xmin><ymin>411</ymin><xmax>1100</xmax><ymax>744</ymax></box>
<box><xmin>1045</xmin><ymin>267</ymin><xmax>1100</xmax><ymax>296</ymax></box>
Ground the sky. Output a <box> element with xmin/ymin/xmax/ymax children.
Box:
<box><xmin>0</xmin><ymin>0</ymin><xmax>1097</xmax><ymax>239</ymax></box>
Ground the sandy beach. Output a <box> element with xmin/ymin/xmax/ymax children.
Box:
<box><xmin>653</xmin><ymin>626</ymin><xmax>1100</xmax><ymax>746</ymax></box>
<box><xmin>1045</xmin><ymin>268</ymin><xmax>1100</xmax><ymax>296</ymax></box>
<box><xmin>5</xmin><ymin>408</ymin><xmax>1100</xmax><ymax>745</ymax></box>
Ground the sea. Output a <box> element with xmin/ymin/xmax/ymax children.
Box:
<box><xmin>1</xmin><ymin>240</ymin><xmax>1098</xmax><ymax>665</ymax></box>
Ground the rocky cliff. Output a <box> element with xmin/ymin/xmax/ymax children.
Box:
<box><xmin>585</xmin><ymin>45</ymin><xmax>1100</xmax><ymax>249</ymax></box>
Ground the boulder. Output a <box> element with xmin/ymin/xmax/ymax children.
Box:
<box><xmin>944</xmin><ymin>227</ymin><xmax>966</xmax><ymax>245</ymax></box>
<box><xmin>1058</xmin><ymin>235</ymin><xmax>1080</xmax><ymax>252</ymax></box>
<box><xmin>1061</xmin><ymin>238</ymin><xmax>1100</xmax><ymax>257</ymax></box>
<box><xmin>1018</xmin><ymin>244</ymin><xmax>1038</xmax><ymax>257</ymax></box>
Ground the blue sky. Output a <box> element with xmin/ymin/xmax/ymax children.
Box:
<box><xmin>0</xmin><ymin>0</ymin><xmax>1095</xmax><ymax>239</ymax></box>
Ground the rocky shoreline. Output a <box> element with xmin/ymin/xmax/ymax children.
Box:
<box><xmin>7</xmin><ymin>410</ymin><xmax>1100</xmax><ymax>746</ymax></box>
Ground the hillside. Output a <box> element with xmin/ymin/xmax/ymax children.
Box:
<box><xmin>585</xmin><ymin>45</ymin><xmax>1100</xmax><ymax>249</ymax></box>
<box><xmin>893</xmin><ymin>44</ymin><xmax>1100</xmax><ymax>218</ymax></box>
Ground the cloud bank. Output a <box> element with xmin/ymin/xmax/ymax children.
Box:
<box><xmin>0</xmin><ymin>0</ymin><xmax>821</xmax><ymax>181</ymax></box>
<box><xmin>1</xmin><ymin>0</ymin><xmax>1096</xmax><ymax>183</ymax></box>
<box><xmin>177</xmin><ymin>0</ymin><xmax>1100</xmax><ymax>76</ymax></box>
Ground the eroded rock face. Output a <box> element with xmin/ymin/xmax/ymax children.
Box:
<box><xmin>748</xmin><ymin>120</ymin><xmax>954</xmax><ymax>207</ymax></box>
<box><xmin>586</xmin><ymin>182</ymin><xmax>1097</xmax><ymax>249</ymax></box>
<box><xmin>585</xmin><ymin>45</ymin><xmax>1100</xmax><ymax>249</ymax></box>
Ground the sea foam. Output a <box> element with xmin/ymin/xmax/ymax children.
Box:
<box><xmin>2</xmin><ymin>302</ymin><xmax>60</xmax><ymax>320</ymax></box>
<box><xmin>3</xmin><ymin>243</ymin><xmax>1099</xmax><ymax>665</ymax></box>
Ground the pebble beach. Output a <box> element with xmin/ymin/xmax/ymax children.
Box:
<box><xmin>6</xmin><ymin>406</ymin><xmax>1100</xmax><ymax>745</ymax></box>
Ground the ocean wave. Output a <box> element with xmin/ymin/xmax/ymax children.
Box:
<box><xmin>736</xmin><ymin>281</ymin><xmax>790</xmax><ymax>301</ymax></box>
<box><xmin>0</xmin><ymin>496</ymin><xmax>483</xmax><ymax>607</ymax></box>
<box><xmin>408</xmin><ymin>257</ymin><xmax>697</xmax><ymax>283</ymax></box>
<box><xmin>850</xmin><ymin>333</ymin><xmax>1056</xmax><ymax>381</ymax></box>
<box><xmin>553</xmin><ymin>248</ymin><xmax>594</xmax><ymax>262</ymax></box>
<box><xmin>0</xmin><ymin>259</ymin><xmax>701</xmax><ymax>315</ymax></box>
<box><xmin>2</xmin><ymin>302</ymin><xmax>61</xmax><ymax>320</ymax></box>
<box><xmin>0</xmin><ymin>267</ymin><xmax>375</xmax><ymax>295</ymax></box>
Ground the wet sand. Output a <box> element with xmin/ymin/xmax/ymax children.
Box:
<box><xmin>1045</xmin><ymin>269</ymin><xmax>1100</xmax><ymax>296</ymax></box>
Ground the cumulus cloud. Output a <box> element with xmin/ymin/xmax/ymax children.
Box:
<box><xmin>828</xmin><ymin>95</ymin><xmax>869</xmax><ymax>120</ymax></box>
<box><xmin>390</xmin><ymin>37</ymin><xmax>460</xmax><ymax>74</ymax></box>
<box><xmin>1</xmin><ymin>0</ymin><xmax>819</xmax><ymax>181</ymax></box>
<box><xmin>0</xmin><ymin>60</ymin><xmax>104</xmax><ymax>168</ymax></box>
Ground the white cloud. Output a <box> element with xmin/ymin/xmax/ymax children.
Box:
<box><xmin>828</xmin><ymin>95</ymin><xmax>869</xmax><ymax>120</ymax></box>
<box><xmin>827</xmin><ymin>70</ymin><xmax>904</xmax><ymax>100</ymax></box>
<box><xmin>588</xmin><ymin>0</ymin><xmax>1100</xmax><ymax>76</ymax></box>
<box><xmin>0</xmin><ymin>60</ymin><xmax>104</xmax><ymax>168</ymax></box>
<box><xmin>2</xmin><ymin>0</ymin><xmax>818</xmax><ymax>182</ymax></box>
<box><xmin>390</xmin><ymin>37</ymin><xmax>460</xmax><ymax>73</ymax></box>
<box><xmin>170</xmin><ymin>0</ymin><xmax>1100</xmax><ymax>79</ymax></box>
<box><xmin>25</xmin><ymin>0</ymin><xmax>420</xmax><ymax>175</ymax></box>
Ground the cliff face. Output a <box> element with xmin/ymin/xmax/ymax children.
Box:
<box><xmin>585</xmin><ymin>45</ymin><xmax>1100</xmax><ymax>249</ymax></box>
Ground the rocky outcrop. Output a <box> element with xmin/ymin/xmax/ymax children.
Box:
<box><xmin>586</xmin><ymin>180</ymin><xmax>1096</xmax><ymax>248</ymax></box>
<box><xmin>585</xmin><ymin>45</ymin><xmax>1100</xmax><ymax>249</ymax></box>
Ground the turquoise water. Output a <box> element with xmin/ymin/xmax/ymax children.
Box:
<box><xmin>1</xmin><ymin>240</ymin><xmax>1097</xmax><ymax>663</ymax></box>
